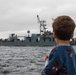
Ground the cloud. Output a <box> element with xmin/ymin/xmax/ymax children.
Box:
<box><xmin>0</xmin><ymin>0</ymin><xmax>76</xmax><ymax>38</ymax></box>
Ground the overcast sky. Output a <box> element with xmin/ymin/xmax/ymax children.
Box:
<box><xmin>0</xmin><ymin>0</ymin><xmax>76</xmax><ymax>38</ymax></box>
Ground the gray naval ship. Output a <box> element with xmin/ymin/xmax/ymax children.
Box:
<box><xmin>0</xmin><ymin>15</ymin><xmax>75</xmax><ymax>46</ymax></box>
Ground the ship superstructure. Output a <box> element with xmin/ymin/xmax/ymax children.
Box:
<box><xmin>0</xmin><ymin>32</ymin><xmax>56</xmax><ymax>46</ymax></box>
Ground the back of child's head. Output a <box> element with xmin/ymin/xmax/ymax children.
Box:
<box><xmin>52</xmin><ymin>15</ymin><xmax>75</xmax><ymax>40</ymax></box>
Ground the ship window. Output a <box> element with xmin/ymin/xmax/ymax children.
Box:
<box><xmin>29</xmin><ymin>38</ymin><xmax>31</xmax><ymax>42</ymax></box>
<box><xmin>36</xmin><ymin>39</ymin><xmax>38</xmax><ymax>42</ymax></box>
<box><xmin>11</xmin><ymin>39</ymin><xmax>14</xmax><ymax>42</ymax></box>
<box><xmin>53</xmin><ymin>38</ymin><xmax>55</xmax><ymax>41</ymax></box>
<box><xmin>49</xmin><ymin>38</ymin><xmax>51</xmax><ymax>41</ymax></box>
<box><xmin>43</xmin><ymin>38</ymin><xmax>46</xmax><ymax>42</ymax></box>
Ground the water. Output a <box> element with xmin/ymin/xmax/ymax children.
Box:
<box><xmin>0</xmin><ymin>46</ymin><xmax>54</xmax><ymax>75</ymax></box>
<box><xmin>0</xmin><ymin>46</ymin><xmax>76</xmax><ymax>75</ymax></box>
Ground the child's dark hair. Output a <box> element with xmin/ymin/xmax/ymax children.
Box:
<box><xmin>52</xmin><ymin>15</ymin><xmax>75</xmax><ymax>40</ymax></box>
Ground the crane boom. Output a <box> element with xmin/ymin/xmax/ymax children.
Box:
<box><xmin>37</xmin><ymin>15</ymin><xmax>47</xmax><ymax>35</ymax></box>
<box><xmin>37</xmin><ymin>15</ymin><xmax>41</xmax><ymax>23</ymax></box>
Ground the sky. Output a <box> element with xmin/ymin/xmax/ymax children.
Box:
<box><xmin>0</xmin><ymin>0</ymin><xmax>76</xmax><ymax>39</ymax></box>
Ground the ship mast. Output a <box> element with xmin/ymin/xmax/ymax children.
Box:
<box><xmin>37</xmin><ymin>15</ymin><xmax>47</xmax><ymax>35</ymax></box>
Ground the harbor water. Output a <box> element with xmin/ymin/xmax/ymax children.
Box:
<box><xmin>0</xmin><ymin>46</ymin><xmax>76</xmax><ymax>75</ymax></box>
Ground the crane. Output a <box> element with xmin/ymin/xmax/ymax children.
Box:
<box><xmin>37</xmin><ymin>15</ymin><xmax>47</xmax><ymax>35</ymax></box>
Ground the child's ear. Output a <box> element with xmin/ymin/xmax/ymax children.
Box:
<box><xmin>53</xmin><ymin>32</ymin><xmax>56</xmax><ymax>38</ymax></box>
<box><xmin>71</xmin><ymin>33</ymin><xmax>74</xmax><ymax>39</ymax></box>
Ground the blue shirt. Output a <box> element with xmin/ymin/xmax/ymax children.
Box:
<box><xmin>41</xmin><ymin>46</ymin><xmax>76</xmax><ymax>75</ymax></box>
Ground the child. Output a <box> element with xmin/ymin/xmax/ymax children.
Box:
<box><xmin>41</xmin><ymin>15</ymin><xmax>76</xmax><ymax>75</ymax></box>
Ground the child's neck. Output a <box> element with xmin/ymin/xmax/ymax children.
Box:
<box><xmin>56</xmin><ymin>39</ymin><xmax>70</xmax><ymax>46</ymax></box>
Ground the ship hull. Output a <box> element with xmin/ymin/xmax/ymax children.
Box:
<box><xmin>0</xmin><ymin>41</ymin><xmax>56</xmax><ymax>46</ymax></box>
